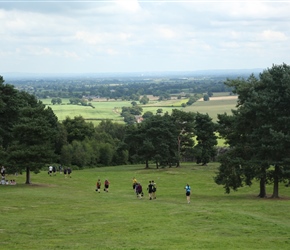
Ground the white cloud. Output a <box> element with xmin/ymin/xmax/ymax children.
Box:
<box><xmin>1</xmin><ymin>1</ymin><xmax>290</xmax><ymax>74</ymax></box>
<box><xmin>259</xmin><ymin>30</ymin><xmax>288</xmax><ymax>42</ymax></box>
<box><xmin>114</xmin><ymin>0</ymin><xmax>141</xmax><ymax>13</ymax></box>
<box><xmin>156</xmin><ymin>26</ymin><xmax>177</xmax><ymax>39</ymax></box>
<box><xmin>64</xmin><ymin>51</ymin><xmax>81</xmax><ymax>60</ymax></box>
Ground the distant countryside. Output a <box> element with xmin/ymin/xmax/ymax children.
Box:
<box><xmin>2</xmin><ymin>65</ymin><xmax>290</xmax><ymax>249</ymax></box>
<box><xmin>41</xmin><ymin>94</ymin><xmax>238</xmax><ymax>124</ymax></box>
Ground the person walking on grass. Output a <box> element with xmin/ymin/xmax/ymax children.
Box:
<box><xmin>152</xmin><ymin>180</ymin><xmax>157</xmax><ymax>199</ymax></box>
<box><xmin>104</xmin><ymin>179</ymin><xmax>110</xmax><ymax>192</ymax></box>
<box><xmin>136</xmin><ymin>182</ymin><xmax>143</xmax><ymax>199</ymax></box>
<box><xmin>52</xmin><ymin>166</ymin><xmax>56</xmax><ymax>176</ymax></box>
<box><xmin>147</xmin><ymin>181</ymin><xmax>154</xmax><ymax>200</ymax></box>
<box><xmin>96</xmin><ymin>179</ymin><xmax>101</xmax><ymax>193</ymax></box>
<box><xmin>184</xmin><ymin>184</ymin><xmax>191</xmax><ymax>204</ymax></box>
<box><xmin>48</xmin><ymin>165</ymin><xmax>53</xmax><ymax>176</ymax></box>
<box><xmin>67</xmin><ymin>167</ymin><xmax>72</xmax><ymax>178</ymax></box>
<box><xmin>132</xmin><ymin>177</ymin><xmax>137</xmax><ymax>190</ymax></box>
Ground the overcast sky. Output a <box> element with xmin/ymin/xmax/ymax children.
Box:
<box><xmin>1</xmin><ymin>0</ymin><xmax>290</xmax><ymax>74</ymax></box>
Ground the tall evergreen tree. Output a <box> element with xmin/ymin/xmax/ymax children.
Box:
<box><xmin>194</xmin><ymin>112</ymin><xmax>217</xmax><ymax>165</ymax></box>
<box><xmin>7</xmin><ymin>93</ymin><xmax>59</xmax><ymax>183</ymax></box>
<box><xmin>216</xmin><ymin>64</ymin><xmax>290</xmax><ymax>198</ymax></box>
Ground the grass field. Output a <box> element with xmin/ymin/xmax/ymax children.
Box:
<box><xmin>1</xmin><ymin>163</ymin><xmax>290</xmax><ymax>250</ymax></box>
<box><xmin>184</xmin><ymin>98</ymin><xmax>237</xmax><ymax>122</ymax></box>
<box><xmin>41</xmin><ymin>95</ymin><xmax>237</xmax><ymax>124</ymax></box>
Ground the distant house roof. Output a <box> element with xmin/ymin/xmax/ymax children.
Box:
<box><xmin>134</xmin><ymin>115</ymin><xmax>143</xmax><ymax>123</ymax></box>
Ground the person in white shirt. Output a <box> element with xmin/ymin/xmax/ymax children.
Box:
<box><xmin>48</xmin><ymin>166</ymin><xmax>53</xmax><ymax>176</ymax></box>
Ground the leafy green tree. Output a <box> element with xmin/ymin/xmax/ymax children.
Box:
<box><xmin>171</xmin><ymin>109</ymin><xmax>195</xmax><ymax>167</ymax></box>
<box><xmin>62</xmin><ymin>116</ymin><xmax>95</xmax><ymax>143</ymax></box>
<box><xmin>123</xmin><ymin>124</ymin><xmax>143</xmax><ymax>164</ymax></box>
<box><xmin>140</xmin><ymin>114</ymin><xmax>178</xmax><ymax>168</ymax></box>
<box><xmin>51</xmin><ymin>98</ymin><xmax>57</xmax><ymax>105</ymax></box>
<box><xmin>99</xmin><ymin>143</ymin><xmax>114</xmax><ymax>166</ymax></box>
<box><xmin>203</xmin><ymin>94</ymin><xmax>209</xmax><ymax>101</ymax></box>
<box><xmin>54</xmin><ymin>123</ymin><xmax>68</xmax><ymax>156</ymax></box>
<box><xmin>142</xmin><ymin>111</ymin><xmax>154</xmax><ymax>120</ymax></box>
<box><xmin>112</xmin><ymin>142</ymin><xmax>129</xmax><ymax>165</ymax></box>
<box><xmin>71</xmin><ymin>140</ymin><xmax>87</xmax><ymax>168</ymax></box>
<box><xmin>122</xmin><ymin>112</ymin><xmax>136</xmax><ymax>124</ymax></box>
<box><xmin>124</xmin><ymin>114</ymin><xmax>178</xmax><ymax>168</ymax></box>
<box><xmin>56</xmin><ymin>97</ymin><xmax>62</xmax><ymax>104</ymax></box>
<box><xmin>96</xmin><ymin>119</ymin><xmax>125</xmax><ymax>141</ymax></box>
<box><xmin>156</xmin><ymin>108</ymin><xmax>163</xmax><ymax>115</ymax></box>
<box><xmin>193</xmin><ymin>113</ymin><xmax>217</xmax><ymax>165</ymax></box>
<box><xmin>187</xmin><ymin>96</ymin><xmax>199</xmax><ymax>105</ymax></box>
<box><xmin>207</xmin><ymin>91</ymin><xmax>213</xmax><ymax>97</ymax></box>
<box><xmin>60</xmin><ymin>144</ymin><xmax>73</xmax><ymax>166</ymax></box>
<box><xmin>139</xmin><ymin>95</ymin><xmax>149</xmax><ymax>105</ymax></box>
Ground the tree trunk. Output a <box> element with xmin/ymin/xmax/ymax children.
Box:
<box><xmin>258</xmin><ymin>177</ymin><xmax>267</xmax><ymax>198</ymax></box>
<box><xmin>156</xmin><ymin>161</ymin><xmax>159</xmax><ymax>169</ymax></box>
<box><xmin>145</xmin><ymin>159</ymin><xmax>149</xmax><ymax>169</ymax></box>
<box><xmin>25</xmin><ymin>167</ymin><xmax>31</xmax><ymax>184</ymax></box>
<box><xmin>258</xmin><ymin>166</ymin><xmax>267</xmax><ymax>198</ymax></box>
<box><xmin>271</xmin><ymin>165</ymin><xmax>279</xmax><ymax>198</ymax></box>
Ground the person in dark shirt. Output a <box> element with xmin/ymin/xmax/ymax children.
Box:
<box><xmin>136</xmin><ymin>183</ymin><xmax>143</xmax><ymax>199</ymax></box>
<box><xmin>147</xmin><ymin>181</ymin><xmax>154</xmax><ymax>200</ymax></box>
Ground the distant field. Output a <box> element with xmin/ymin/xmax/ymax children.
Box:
<box><xmin>184</xmin><ymin>97</ymin><xmax>237</xmax><ymax>122</ymax></box>
<box><xmin>41</xmin><ymin>94</ymin><xmax>237</xmax><ymax>124</ymax></box>
<box><xmin>43</xmin><ymin>99</ymin><xmax>131</xmax><ymax>124</ymax></box>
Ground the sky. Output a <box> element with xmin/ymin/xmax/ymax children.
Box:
<box><xmin>0</xmin><ymin>0</ymin><xmax>290</xmax><ymax>74</ymax></box>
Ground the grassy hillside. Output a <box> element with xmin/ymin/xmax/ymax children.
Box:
<box><xmin>1</xmin><ymin>163</ymin><xmax>289</xmax><ymax>249</ymax></box>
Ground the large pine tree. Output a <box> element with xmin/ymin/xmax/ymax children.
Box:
<box><xmin>216</xmin><ymin>64</ymin><xmax>290</xmax><ymax>198</ymax></box>
<box><xmin>0</xmin><ymin>76</ymin><xmax>59</xmax><ymax>184</ymax></box>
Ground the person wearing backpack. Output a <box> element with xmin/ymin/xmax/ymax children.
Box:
<box><xmin>147</xmin><ymin>181</ymin><xmax>154</xmax><ymax>200</ymax></box>
<box><xmin>184</xmin><ymin>184</ymin><xmax>191</xmax><ymax>204</ymax></box>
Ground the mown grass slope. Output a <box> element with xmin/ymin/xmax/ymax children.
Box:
<box><xmin>1</xmin><ymin>163</ymin><xmax>289</xmax><ymax>250</ymax></box>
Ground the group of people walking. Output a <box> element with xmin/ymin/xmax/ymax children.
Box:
<box><xmin>48</xmin><ymin>165</ymin><xmax>72</xmax><ymax>178</ymax></box>
<box><xmin>94</xmin><ymin>176</ymin><xmax>190</xmax><ymax>204</ymax></box>
<box><xmin>147</xmin><ymin>180</ymin><xmax>157</xmax><ymax>200</ymax></box>
<box><xmin>95</xmin><ymin>179</ymin><xmax>110</xmax><ymax>193</ymax></box>
<box><xmin>132</xmin><ymin>177</ymin><xmax>157</xmax><ymax>200</ymax></box>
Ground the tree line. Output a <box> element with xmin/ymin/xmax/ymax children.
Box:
<box><xmin>10</xmin><ymin>76</ymin><xmax>232</xmax><ymax>100</ymax></box>
<box><xmin>0</xmin><ymin>75</ymin><xmax>217</xmax><ymax>184</ymax></box>
<box><xmin>2</xmin><ymin>63</ymin><xmax>290</xmax><ymax>199</ymax></box>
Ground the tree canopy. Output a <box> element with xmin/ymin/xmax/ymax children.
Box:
<box><xmin>0</xmin><ymin>77</ymin><xmax>59</xmax><ymax>183</ymax></box>
<box><xmin>215</xmin><ymin>63</ymin><xmax>290</xmax><ymax>198</ymax></box>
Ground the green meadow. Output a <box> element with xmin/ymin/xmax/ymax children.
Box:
<box><xmin>42</xmin><ymin>95</ymin><xmax>237</xmax><ymax>124</ymax></box>
<box><xmin>184</xmin><ymin>98</ymin><xmax>237</xmax><ymax>122</ymax></box>
<box><xmin>1</xmin><ymin>163</ymin><xmax>290</xmax><ymax>249</ymax></box>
